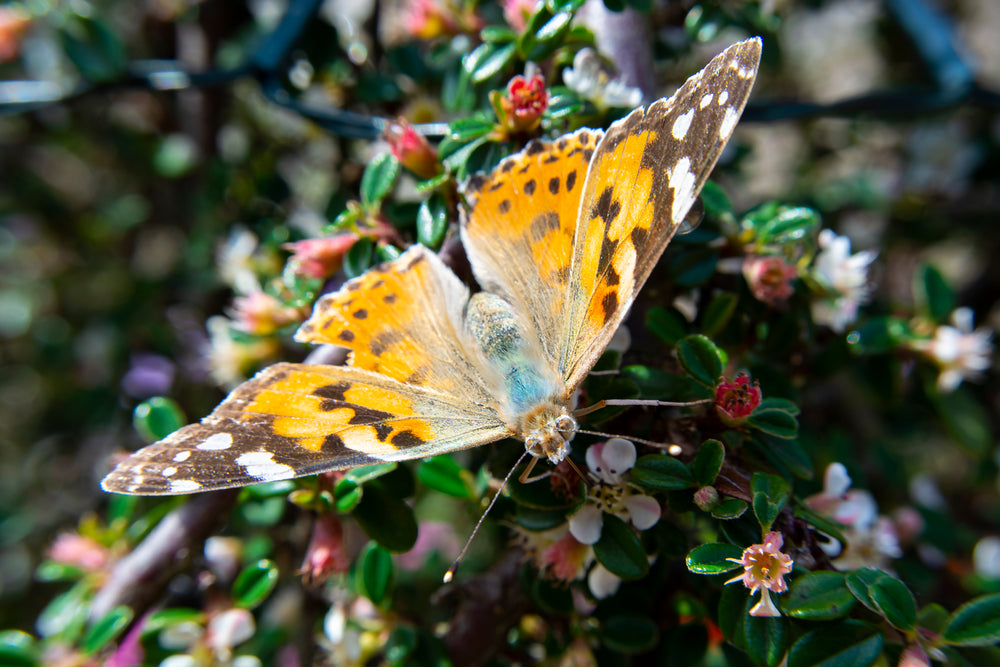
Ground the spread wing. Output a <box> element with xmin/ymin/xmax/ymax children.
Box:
<box><xmin>101</xmin><ymin>363</ymin><xmax>510</xmax><ymax>495</ymax></box>
<box><xmin>559</xmin><ymin>38</ymin><xmax>762</xmax><ymax>394</ymax></box>
<box><xmin>296</xmin><ymin>244</ymin><xmax>496</xmax><ymax>406</ymax></box>
<box><xmin>460</xmin><ymin>128</ymin><xmax>604</xmax><ymax>367</ymax></box>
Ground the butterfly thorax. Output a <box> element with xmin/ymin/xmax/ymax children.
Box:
<box><xmin>465</xmin><ymin>291</ymin><xmax>574</xmax><ymax>462</ymax></box>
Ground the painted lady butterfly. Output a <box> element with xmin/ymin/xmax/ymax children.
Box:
<box><xmin>102</xmin><ymin>38</ymin><xmax>761</xmax><ymax>496</ymax></box>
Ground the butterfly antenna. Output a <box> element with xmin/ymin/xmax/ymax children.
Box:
<box><xmin>577</xmin><ymin>429</ymin><xmax>683</xmax><ymax>456</ymax></box>
<box><xmin>444</xmin><ymin>449</ymin><xmax>530</xmax><ymax>583</ymax></box>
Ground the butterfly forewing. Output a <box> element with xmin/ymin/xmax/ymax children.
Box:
<box><xmin>559</xmin><ymin>38</ymin><xmax>761</xmax><ymax>393</ymax></box>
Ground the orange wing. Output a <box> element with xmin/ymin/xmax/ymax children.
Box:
<box><xmin>559</xmin><ymin>38</ymin><xmax>762</xmax><ymax>393</ymax></box>
<box><xmin>296</xmin><ymin>245</ymin><xmax>496</xmax><ymax>406</ymax></box>
<box><xmin>101</xmin><ymin>363</ymin><xmax>510</xmax><ymax>495</ymax></box>
<box><xmin>460</xmin><ymin>128</ymin><xmax>603</xmax><ymax>366</ymax></box>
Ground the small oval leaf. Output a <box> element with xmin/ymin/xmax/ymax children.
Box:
<box><xmin>81</xmin><ymin>605</ymin><xmax>133</xmax><ymax>655</ymax></box>
<box><xmin>783</xmin><ymin>572</ymin><xmax>856</xmax><ymax>621</ymax></box>
<box><xmin>593</xmin><ymin>514</ymin><xmax>649</xmax><ymax>580</ymax></box>
<box><xmin>360</xmin><ymin>152</ymin><xmax>400</xmax><ymax>209</ymax></box>
<box><xmin>685</xmin><ymin>543</ymin><xmax>743</xmax><ymax>575</ymax></box>
<box><xmin>677</xmin><ymin>335</ymin><xmax>725</xmax><ymax>387</ymax></box>
<box><xmin>787</xmin><ymin>621</ymin><xmax>883</xmax><ymax>667</ymax></box>
<box><xmin>359</xmin><ymin>542</ymin><xmax>394</xmax><ymax>605</ymax></box>
<box><xmin>133</xmin><ymin>397</ymin><xmax>186</xmax><ymax>443</ymax></box>
<box><xmin>601</xmin><ymin>614</ymin><xmax>659</xmax><ymax>654</ymax></box>
<box><xmin>692</xmin><ymin>439</ymin><xmax>725</xmax><ymax>486</ymax></box>
<box><xmin>352</xmin><ymin>481</ymin><xmax>418</xmax><ymax>552</ymax></box>
<box><xmin>942</xmin><ymin>593</ymin><xmax>1000</xmax><ymax>647</ymax></box>
<box><xmin>631</xmin><ymin>454</ymin><xmax>695</xmax><ymax>490</ymax></box>
<box><xmin>232</xmin><ymin>559</ymin><xmax>279</xmax><ymax>610</ymax></box>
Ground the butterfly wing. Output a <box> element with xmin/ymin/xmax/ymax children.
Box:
<box><xmin>296</xmin><ymin>244</ymin><xmax>496</xmax><ymax>406</ymax></box>
<box><xmin>104</xmin><ymin>245</ymin><xmax>513</xmax><ymax>495</ymax></box>
<box><xmin>101</xmin><ymin>362</ymin><xmax>511</xmax><ymax>494</ymax></box>
<box><xmin>559</xmin><ymin>38</ymin><xmax>762</xmax><ymax>393</ymax></box>
<box><xmin>460</xmin><ymin>128</ymin><xmax>604</xmax><ymax>366</ymax></box>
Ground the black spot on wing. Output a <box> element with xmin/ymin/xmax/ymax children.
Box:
<box><xmin>498</xmin><ymin>199</ymin><xmax>511</xmax><ymax>214</ymax></box>
<box><xmin>591</xmin><ymin>187</ymin><xmax>621</xmax><ymax>224</ymax></box>
<box><xmin>524</xmin><ymin>179</ymin><xmax>536</xmax><ymax>196</ymax></box>
<box><xmin>566</xmin><ymin>170</ymin><xmax>577</xmax><ymax>192</ymax></box>
<box><xmin>370</xmin><ymin>330</ymin><xmax>403</xmax><ymax>356</ymax></box>
<box><xmin>529</xmin><ymin>212</ymin><xmax>560</xmax><ymax>241</ymax></box>
<box><xmin>337</xmin><ymin>330</ymin><xmax>355</xmax><ymax>343</ymax></box>
<box><xmin>601</xmin><ymin>291</ymin><xmax>619</xmax><ymax>324</ymax></box>
<box><xmin>548</xmin><ymin>177</ymin><xmax>560</xmax><ymax>195</ymax></box>
<box><xmin>598</xmin><ymin>235</ymin><xmax>619</xmax><ymax>271</ymax></box>
<box><xmin>314</xmin><ymin>382</ymin><xmax>351</xmax><ymax>410</ymax></box>
<box><xmin>392</xmin><ymin>430</ymin><xmax>426</xmax><ymax>448</ymax></box>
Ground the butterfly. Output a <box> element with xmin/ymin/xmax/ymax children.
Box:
<box><xmin>101</xmin><ymin>38</ymin><xmax>761</xmax><ymax>496</ymax></box>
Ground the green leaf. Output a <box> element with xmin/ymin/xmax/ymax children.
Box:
<box><xmin>416</xmin><ymin>194</ymin><xmax>449</xmax><ymax>248</ymax></box>
<box><xmin>359</xmin><ymin>542</ymin><xmax>394</xmax><ymax>605</ymax></box>
<box><xmin>448</xmin><ymin>115</ymin><xmax>495</xmax><ymax>141</ymax></box>
<box><xmin>870</xmin><ymin>575</ymin><xmax>916</xmax><ymax>631</ymax></box>
<box><xmin>751</xmin><ymin>473</ymin><xmax>790</xmax><ymax>531</ymax></box>
<box><xmin>744</xmin><ymin>614</ymin><xmax>787</xmax><ymax>667</ymax></box>
<box><xmin>471</xmin><ymin>43</ymin><xmax>517</xmax><ymax>83</ymax></box>
<box><xmin>711</xmin><ymin>498</ymin><xmax>748</xmax><ymax>520</ymax></box>
<box><xmin>142</xmin><ymin>608</ymin><xmax>203</xmax><ymax>636</ymax></box>
<box><xmin>701</xmin><ymin>293</ymin><xmax>738</xmax><ymax>337</ymax></box>
<box><xmin>752</xmin><ymin>433</ymin><xmax>813</xmax><ymax>480</ymax></box>
<box><xmin>334</xmin><ymin>477</ymin><xmax>362</xmax><ymax>512</ymax></box>
<box><xmin>685</xmin><ymin>543</ymin><xmax>743</xmax><ymax>575</ymax></box>
<box><xmin>37</xmin><ymin>581</ymin><xmax>89</xmax><ymax>642</ymax></box>
<box><xmin>677</xmin><ymin>334</ymin><xmax>725</xmax><ymax>386</ymax></box>
<box><xmin>758</xmin><ymin>207</ymin><xmax>820</xmax><ymax>244</ymax></box>
<box><xmin>418</xmin><ymin>456</ymin><xmax>474</xmax><ymax>500</ymax></box>
<box><xmin>34</xmin><ymin>561</ymin><xmax>84</xmax><ymax>582</ymax></box>
<box><xmin>783</xmin><ymin>572</ymin><xmax>856</xmax><ymax>620</ymax></box>
<box><xmin>646</xmin><ymin>306</ymin><xmax>688</xmax><ymax>345</ymax></box>
<box><xmin>593</xmin><ymin>514</ymin><xmax>649</xmax><ymax>580</ymax></box>
<box><xmin>943</xmin><ymin>593</ymin><xmax>1000</xmax><ymax>647</ymax></box>
<box><xmin>525</xmin><ymin>11</ymin><xmax>572</xmax><ymax>60</ymax></box>
<box><xmin>232</xmin><ymin>559</ymin><xmax>279</xmax><ymax>610</ymax></box>
<box><xmin>699</xmin><ymin>180</ymin><xmax>732</xmax><ymax>217</ymax></box>
<box><xmin>384</xmin><ymin>625</ymin><xmax>418</xmax><ymax>664</ymax></box>
<box><xmin>748</xmin><ymin>408</ymin><xmax>799</xmax><ymax>439</ymax></box>
<box><xmin>601</xmin><ymin>614</ymin><xmax>659</xmax><ymax>654</ymax></box>
<box><xmin>916</xmin><ymin>263</ymin><xmax>954</xmax><ymax>323</ymax></box>
<box><xmin>786</xmin><ymin>620</ymin><xmax>883</xmax><ymax>667</ymax></box>
<box><xmin>845</xmin><ymin>568</ymin><xmax>887</xmax><ymax>612</ymax></box>
<box><xmin>631</xmin><ymin>454</ymin><xmax>695</xmax><ymax>490</ymax></box>
<box><xmin>343</xmin><ymin>236</ymin><xmax>375</xmax><ymax>278</ymax></box>
<box><xmin>692</xmin><ymin>439</ymin><xmax>725</xmax><ymax>485</ymax></box>
<box><xmin>353</xmin><ymin>481</ymin><xmax>418</xmax><ymax>552</ymax></box>
<box><xmin>81</xmin><ymin>605</ymin><xmax>133</xmax><ymax>655</ymax></box>
<box><xmin>758</xmin><ymin>397</ymin><xmax>800</xmax><ymax>416</ymax></box>
<box><xmin>360</xmin><ymin>153</ymin><xmax>400</xmax><ymax>209</ymax></box>
<box><xmin>133</xmin><ymin>397</ymin><xmax>186</xmax><ymax>443</ymax></box>
<box><xmin>0</xmin><ymin>630</ymin><xmax>38</xmax><ymax>667</ymax></box>
<box><xmin>345</xmin><ymin>462</ymin><xmax>398</xmax><ymax>484</ymax></box>
<box><xmin>480</xmin><ymin>25</ymin><xmax>517</xmax><ymax>44</ymax></box>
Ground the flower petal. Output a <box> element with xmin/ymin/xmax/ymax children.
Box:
<box><xmin>587</xmin><ymin>563</ymin><xmax>622</xmax><ymax>599</ymax></box>
<box><xmin>623</xmin><ymin>494</ymin><xmax>661</xmax><ymax>530</ymax></box>
<box><xmin>569</xmin><ymin>505</ymin><xmax>603</xmax><ymax>545</ymax></box>
<box><xmin>601</xmin><ymin>438</ymin><xmax>636</xmax><ymax>475</ymax></box>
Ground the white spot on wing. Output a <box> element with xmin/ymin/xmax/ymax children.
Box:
<box><xmin>162</xmin><ymin>467</ymin><xmax>177</xmax><ymax>477</ymax></box>
<box><xmin>173</xmin><ymin>451</ymin><xmax>191</xmax><ymax>462</ymax></box>
<box><xmin>171</xmin><ymin>480</ymin><xmax>201</xmax><ymax>493</ymax></box>
<box><xmin>719</xmin><ymin>106</ymin><xmax>739</xmax><ymax>139</ymax></box>
<box><xmin>236</xmin><ymin>451</ymin><xmax>295</xmax><ymax>481</ymax></box>
<box><xmin>669</xmin><ymin>157</ymin><xmax>697</xmax><ymax>223</ymax></box>
<box><xmin>672</xmin><ymin>109</ymin><xmax>694</xmax><ymax>140</ymax></box>
<box><xmin>700</xmin><ymin>93</ymin><xmax>713</xmax><ymax>109</ymax></box>
<box><xmin>718</xmin><ymin>90</ymin><xmax>729</xmax><ymax>105</ymax></box>
<box><xmin>198</xmin><ymin>432</ymin><xmax>233</xmax><ymax>450</ymax></box>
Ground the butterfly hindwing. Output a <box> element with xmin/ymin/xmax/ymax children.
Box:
<box><xmin>559</xmin><ymin>38</ymin><xmax>762</xmax><ymax>393</ymax></box>
<box><xmin>101</xmin><ymin>362</ymin><xmax>511</xmax><ymax>494</ymax></box>
<box><xmin>296</xmin><ymin>245</ymin><xmax>495</xmax><ymax>405</ymax></box>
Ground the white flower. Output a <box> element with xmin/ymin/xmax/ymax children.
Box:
<box><xmin>973</xmin><ymin>536</ymin><xmax>1000</xmax><ymax>579</ymax></box>
<box><xmin>810</xmin><ymin>229</ymin><xmax>876</xmax><ymax>332</ymax></box>
<box><xmin>918</xmin><ymin>307</ymin><xmax>994</xmax><ymax>393</ymax></box>
<box><xmin>804</xmin><ymin>463</ymin><xmax>902</xmax><ymax>567</ymax></box>
<box><xmin>587</xmin><ymin>563</ymin><xmax>622</xmax><ymax>599</ymax></box>
<box><xmin>563</xmin><ymin>48</ymin><xmax>643</xmax><ymax>111</ymax></box>
<box><xmin>216</xmin><ymin>226</ymin><xmax>262</xmax><ymax>295</ymax></box>
<box><xmin>568</xmin><ymin>439</ymin><xmax>661</xmax><ymax>545</ymax></box>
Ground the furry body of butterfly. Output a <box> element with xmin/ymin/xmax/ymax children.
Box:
<box><xmin>102</xmin><ymin>38</ymin><xmax>762</xmax><ymax>496</ymax></box>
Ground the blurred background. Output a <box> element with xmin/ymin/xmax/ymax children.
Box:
<box><xmin>1</xmin><ymin>0</ymin><xmax>998</xmax><ymax>635</ymax></box>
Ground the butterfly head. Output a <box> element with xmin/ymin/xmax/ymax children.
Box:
<box><xmin>521</xmin><ymin>403</ymin><xmax>577</xmax><ymax>464</ymax></box>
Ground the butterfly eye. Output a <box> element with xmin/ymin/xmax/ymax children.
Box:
<box><xmin>556</xmin><ymin>415</ymin><xmax>576</xmax><ymax>432</ymax></box>
<box><xmin>525</xmin><ymin>437</ymin><xmax>542</xmax><ymax>455</ymax></box>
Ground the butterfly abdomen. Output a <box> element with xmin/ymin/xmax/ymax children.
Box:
<box><xmin>465</xmin><ymin>292</ymin><xmax>559</xmax><ymax>415</ymax></box>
